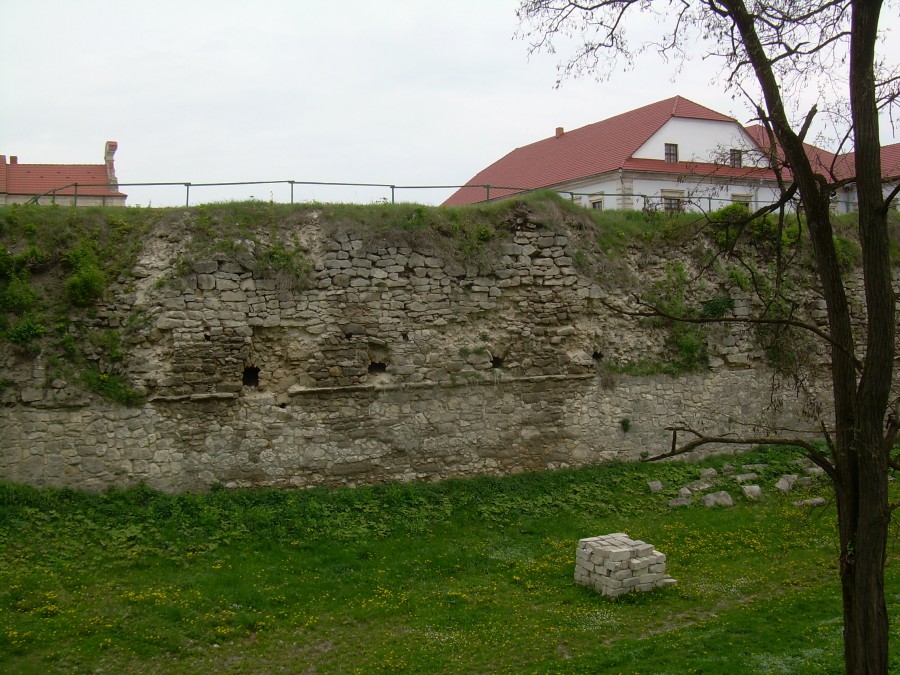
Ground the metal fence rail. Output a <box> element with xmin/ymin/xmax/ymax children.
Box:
<box><xmin>25</xmin><ymin>178</ymin><xmax>777</xmax><ymax>212</ymax></box>
<box><xmin>28</xmin><ymin>179</ymin><xmax>514</xmax><ymax>207</ymax></box>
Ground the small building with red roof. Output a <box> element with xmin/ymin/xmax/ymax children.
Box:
<box><xmin>0</xmin><ymin>141</ymin><xmax>126</xmax><ymax>207</ymax></box>
<box><xmin>444</xmin><ymin>96</ymin><xmax>898</xmax><ymax>215</ymax></box>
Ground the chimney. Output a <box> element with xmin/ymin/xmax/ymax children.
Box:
<box><xmin>104</xmin><ymin>141</ymin><xmax>118</xmax><ymax>188</ymax></box>
<box><xmin>555</xmin><ymin>127</ymin><xmax>564</xmax><ymax>138</ymax></box>
<box><xmin>9</xmin><ymin>156</ymin><xmax>17</xmax><ymax>164</ymax></box>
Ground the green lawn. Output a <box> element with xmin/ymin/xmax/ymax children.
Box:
<box><xmin>2</xmin><ymin>446</ymin><xmax>899</xmax><ymax>673</ymax></box>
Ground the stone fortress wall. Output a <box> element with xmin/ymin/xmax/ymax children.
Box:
<box><xmin>0</xmin><ymin>204</ymin><xmax>857</xmax><ymax>492</ymax></box>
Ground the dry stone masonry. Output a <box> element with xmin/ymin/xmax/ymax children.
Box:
<box><xmin>574</xmin><ymin>533</ymin><xmax>676</xmax><ymax>597</ymax></box>
<box><xmin>0</xmin><ymin>202</ymin><xmax>875</xmax><ymax>492</ymax></box>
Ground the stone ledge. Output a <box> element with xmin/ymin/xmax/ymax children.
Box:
<box><xmin>148</xmin><ymin>392</ymin><xmax>240</xmax><ymax>403</ymax></box>
<box><xmin>285</xmin><ymin>372</ymin><xmax>596</xmax><ymax>397</ymax></box>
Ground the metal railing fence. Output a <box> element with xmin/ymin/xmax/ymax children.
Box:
<box><xmin>24</xmin><ymin>178</ymin><xmax>779</xmax><ymax>213</ymax></box>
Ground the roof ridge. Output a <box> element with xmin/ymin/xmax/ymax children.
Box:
<box><xmin>9</xmin><ymin>162</ymin><xmax>103</xmax><ymax>167</ymax></box>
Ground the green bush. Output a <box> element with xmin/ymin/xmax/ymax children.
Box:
<box><xmin>646</xmin><ymin>263</ymin><xmax>710</xmax><ymax>373</ymax></box>
<box><xmin>89</xmin><ymin>329</ymin><xmax>126</xmax><ymax>362</ymax></box>
<box><xmin>65</xmin><ymin>239</ymin><xmax>99</xmax><ymax>270</ymax></box>
<box><xmin>701</xmin><ymin>295</ymin><xmax>735</xmax><ymax>319</ymax></box>
<box><xmin>669</xmin><ymin>326</ymin><xmax>708</xmax><ymax>372</ymax></box>
<box><xmin>63</xmin><ymin>239</ymin><xmax>106</xmax><ymax>306</ymax></box>
<box><xmin>708</xmin><ymin>203</ymin><xmax>800</xmax><ymax>252</ymax></box>
<box><xmin>65</xmin><ymin>264</ymin><xmax>105</xmax><ymax>306</ymax></box>
<box><xmin>0</xmin><ymin>244</ymin><xmax>13</xmax><ymax>280</ymax></box>
<box><xmin>5</xmin><ymin>314</ymin><xmax>45</xmax><ymax>346</ymax></box>
<box><xmin>81</xmin><ymin>368</ymin><xmax>143</xmax><ymax>406</ymax></box>
<box><xmin>832</xmin><ymin>235</ymin><xmax>860</xmax><ymax>272</ymax></box>
<box><xmin>15</xmin><ymin>245</ymin><xmax>53</xmax><ymax>272</ymax></box>
<box><xmin>0</xmin><ymin>274</ymin><xmax>39</xmax><ymax>314</ymax></box>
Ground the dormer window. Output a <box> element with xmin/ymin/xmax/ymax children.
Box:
<box><xmin>665</xmin><ymin>143</ymin><xmax>679</xmax><ymax>163</ymax></box>
<box><xmin>729</xmin><ymin>149</ymin><xmax>743</xmax><ymax>168</ymax></box>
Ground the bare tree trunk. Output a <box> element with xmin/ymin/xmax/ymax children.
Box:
<box><xmin>836</xmin><ymin>435</ymin><xmax>890</xmax><ymax>673</ymax></box>
<box><xmin>721</xmin><ymin>2</ymin><xmax>893</xmax><ymax>671</ymax></box>
<box><xmin>837</xmin><ymin>1</ymin><xmax>893</xmax><ymax>671</ymax></box>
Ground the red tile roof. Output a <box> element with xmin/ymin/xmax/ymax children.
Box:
<box><xmin>443</xmin><ymin>96</ymin><xmax>748</xmax><ymax>206</ymax></box>
<box><xmin>1</xmin><ymin>143</ymin><xmax>125</xmax><ymax>199</ymax></box>
<box><xmin>743</xmin><ymin>124</ymin><xmax>847</xmax><ymax>180</ymax></box>
<box><xmin>3</xmin><ymin>163</ymin><xmax>124</xmax><ymax>197</ymax></box>
<box><xmin>619</xmin><ymin>157</ymin><xmax>774</xmax><ymax>180</ymax></box>
<box><xmin>743</xmin><ymin>126</ymin><xmax>900</xmax><ymax>186</ymax></box>
<box><xmin>881</xmin><ymin>143</ymin><xmax>900</xmax><ymax>181</ymax></box>
<box><xmin>828</xmin><ymin>142</ymin><xmax>900</xmax><ymax>183</ymax></box>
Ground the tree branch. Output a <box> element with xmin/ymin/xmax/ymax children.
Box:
<box><xmin>602</xmin><ymin>295</ymin><xmax>864</xmax><ymax>373</ymax></box>
<box><xmin>647</xmin><ymin>425</ymin><xmax>839</xmax><ymax>482</ymax></box>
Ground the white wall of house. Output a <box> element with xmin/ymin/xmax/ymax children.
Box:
<box><xmin>634</xmin><ymin>118</ymin><xmax>763</xmax><ymax>165</ymax></box>
<box><xmin>559</xmin><ymin>176</ymin><xmax>620</xmax><ymax>209</ymax></box>
<box><xmin>0</xmin><ymin>194</ymin><xmax>126</xmax><ymax>207</ymax></box>
<box><xmin>539</xmin><ymin>116</ymin><xmax>891</xmax><ymax>216</ymax></box>
<box><xmin>562</xmin><ymin>172</ymin><xmax>782</xmax><ymax>213</ymax></box>
<box><xmin>630</xmin><ymin>176</ymin><xmax>782</xmax><ymax>212</ymax></box>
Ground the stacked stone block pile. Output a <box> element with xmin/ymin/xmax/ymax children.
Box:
<box><xmin>575</xmin><ymin>533</ymin><xmax>676</xmax><ymax>597</ymax></box>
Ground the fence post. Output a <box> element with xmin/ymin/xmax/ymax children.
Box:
<box><xmin>391</xmin><ymin>185</ymin><xmax>395</xmax><ymax>204</ymax></box>
<box><xmin>185</xmin><ymin>183</ymin><xmax>191</xmax><ymax>207</ymax></box>
<box><xmin>486</xmin><ymin>185</ymin><xmax>491</xmax><ymax>202</ymax></box>
<box><xmin>290</xmin><ymin>181</ymin><xmax>294</xmax><ymax>204</ymax></box>
<box><xmin>73</xmin><ymin>184</ymin><xmax>78</xmax><ymax>208</ymax></box>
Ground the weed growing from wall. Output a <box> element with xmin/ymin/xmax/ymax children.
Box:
<box><xmin>64</xmin><ymin>240</ymin><xmax>106</xmax><ymax>306</ymax></box>
<box><xmin>646</xmin><ymin>262</ymin><xmax>711</xmax><ymax>374</ymax></box>
<box><xmin>707</xmin><ymin>203</ymin><xmax>801</xmax><ymax>255</ymax></box>
<box><xmin>5</xmin><ymin>315</ymin><xmax>46</xmax><ymax>352</ymax></box>
<box><xmin>80</xmin><ymin>368</ymin><xmax>143</xmax><ymax>406</ymax></box>
<box><xmin>257</xmin><ymin>240</ymin><xmax>313</xmax><ymax>291</ymax></box>
<box><xmin>0</xmin><ymin>274</ymin><xmax>39</xmax><ymax>314</ymax></box>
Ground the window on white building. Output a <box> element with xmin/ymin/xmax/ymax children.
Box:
<box><xmin>665</xmin><ymin>143</ymin><xmax>679</xmax><ymax>163</ymax></box>
<box><xmin>731</xmin><ymin>194</ymin><xmax>751</xmax><ymax>209</ymax></box>
<box><xmin>590</xmin><ymin>198</ymin><xmax>603</xmax><ymax>210</ymax></box>
<box><xmin>729</xmin><ymin>149</ymin><xmax>743</xmax><ymax>168</ymax></box>
<box><xmin>661</xmin><ymin>189</ymin><xmax>685</xmax><ymax>214</ymax></box>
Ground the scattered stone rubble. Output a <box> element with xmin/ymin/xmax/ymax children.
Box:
<box><xmin>575</xmin><ymin>533</ymin><xmax>676</xmax><ymax>598</ymax></box>
<box><xmin>658</xmin><ymin>458</ymin><xmax>830</xmax><ymax>509</ymax></box>
<box><xmin>702</xmin><ymin>490</ymin><xmax>734</xmax><ymax>507</ymax></box>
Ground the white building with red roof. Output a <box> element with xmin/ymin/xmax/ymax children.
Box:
<box><xmin>0</xmin><ymin>141</ymin><xmax>126</xmax><ymax>206</ymax></box>
<box><xmin>444</xmin><ymin>96</ymin><xmax>898</xmax><ymax>215</ymax></box>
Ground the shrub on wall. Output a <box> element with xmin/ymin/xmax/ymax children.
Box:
<box><xmin>0</xmin><ymin>274</ymin><xmax>39</xmax><ymax>314</ymax></box>
<box><xmin>81</xmin><ymin>368</ymin><xmax>143</xmax><ymax>406</ymax></box>
<box><xmin>5</xmin><ymin>314</ymin><xmax>46</xmax><ymax>349</ymax></box>
<box><xmin>64</xmin><ymin>240</ymin><xmax>106</xmax><ymax>306</ymax></box>
<box><xmin>708</xmin><ymin>203</ymin><xmax>800</xmax><ymax>253</ymax></box>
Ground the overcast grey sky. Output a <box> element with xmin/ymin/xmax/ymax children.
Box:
<box><xmin>2</xmin><ymin>1</ymin><xmax>898</xmax><ymax>207</ymax></box>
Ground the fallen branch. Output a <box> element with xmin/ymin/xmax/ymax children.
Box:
<box><xmin>647</xmin><ymin>425</ymin><xmax>838</xmax><ymax>482</ymax></box>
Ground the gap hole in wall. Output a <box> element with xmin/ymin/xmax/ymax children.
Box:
<box><xmin>491</xmin><ymin>356</ymin><xmax>504</xmax><ymax>369</ymax></box>
<box><xmin>592</xmin><ymin>351</ymin><xmax>604</xmax><ymax>362</ymax></box>
<box><xmin>368</xmin><ymin>362</ymin><xmax>387</xmax><ymax>374</ymax></box>
<box><xmin>204</xmin><ymin>333</ymin><xmax>211</xmax><ymax>342</ymax></box>
<box><xmin>243</xmin><ymin>366</ymin><xmax>260</xmax><ymax>387</ymax></box>
<box><xmin>401</xmin><ymin>332</ymin><xmax>410</xmax><ymax>342</ymax></box>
